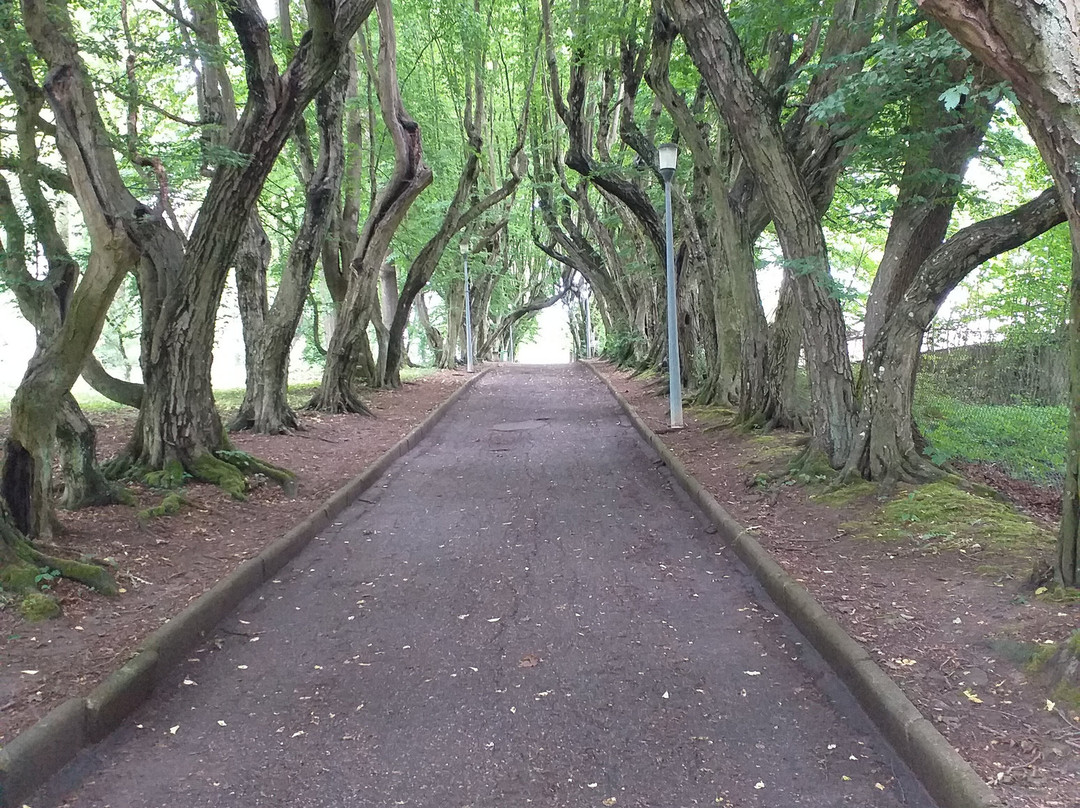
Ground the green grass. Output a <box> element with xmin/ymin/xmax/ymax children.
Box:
<box><xmin>1</xmin><ymin>367</ymin><xmax>441</xmax><ymax>418</ymax></box>
<box><xmin>915</xmin><ymin>393</ymin><xmax>1067</xmax><ymax>484</ymax></box>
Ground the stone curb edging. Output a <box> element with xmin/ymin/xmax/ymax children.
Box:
<box><xmin>583</xmin><ymin>360</ymin><xmax>1001</xmax><ymax>808</ymax></box>
<box><xmin>0</xmin><ymin>369</ymin><xmax>488</xmax><ymax>808</ymax></box>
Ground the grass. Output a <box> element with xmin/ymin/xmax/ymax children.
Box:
<box><xmin>915</xmin><ymin>393</ymin><xmax>1067</xmax><ymax>485</ymax></box>
<box><xmin>1</xmin><ymin>367</ymin><xmax>440</xmax><ymax>417</ymax></box>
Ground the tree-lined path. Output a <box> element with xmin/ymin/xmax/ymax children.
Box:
<box><xmin>37</xmin><ymin>366</ymin><xmax>930</xmax><ymax>807</ymax></box>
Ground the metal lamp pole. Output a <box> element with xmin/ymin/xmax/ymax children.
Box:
<box><xmin>459</xmin><ymin>241</ymin><xmax>474</xmax><ymax>372</ymax></box>
<box><xmin>658</xmin><ymin>142</ymin><xmax>683</xmax><ymax>428</ymax></box>
<box><xmin>584</xmin><ymin>285</ymin><xmax>593</xmax><ymax>358</ymax></box>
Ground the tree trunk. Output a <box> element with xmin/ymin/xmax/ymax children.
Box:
<box><xmin>231</xmin><ymin>57</ymin><xmax>349</xmax><ymax>433</ymax></box>
<box><xmin>917</xmin><ymin>0</ymin><xmax>1080</xmax><ymax>586</ymax></box>
<box><xmin>668</xmin><ymin>0</ymin><xmax>856</xmax><ymax>466</ymax></box>
<box><xmin>842</xmin><ymin>189</ymin><xmax>1064</xmax><ymax>486</ymax></box>
<box><xmin>311</xmin><ymin>0</ymin><xmax>432</xmax><ymax>410</ymax></box>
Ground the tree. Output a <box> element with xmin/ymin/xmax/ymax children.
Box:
<box><xmin>916</xmin><ymin>0</ymin><xmax>1080</xmax><ymax>586</ymax></box>
<box><xmin>1</xmin><ymin>0</ymin><xmax>375</xmax><ymax>585</ymax></box>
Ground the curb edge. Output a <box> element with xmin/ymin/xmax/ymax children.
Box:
<box><xmin>0</xmin><ymin>369</ymin><xmax>488</xmax><ymax>808</ymax></box>
<box><xmin>583</xmin><ymin>360</ymin><xmax>1001</xmax><ymax>808</ymax></box>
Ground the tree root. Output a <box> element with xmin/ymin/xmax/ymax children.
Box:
<box><xmin>305</xmin><ymin>386</ymin><xmax>374</xmax><ymax>416</ymax></box>
<box><xmin>212</xmin><ymin>450</ymin><xmax>298</xmax><ymax>497</ymax></box>
<box><xmin>1</xmin><ymin>517</ymin><xmax>117</xmax><ymax>596</ymax></box>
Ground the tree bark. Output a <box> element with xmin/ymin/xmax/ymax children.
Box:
<box><xmin>311</xmin><ymin>0</ymin><xmax>432</xmax><ymax>411</ymax></box>
<box><xmin>667</xmin><ymin>0</ymin><xmax>856</xmax><ymax>466</ymax></box>
<box><xmin>231</xmin><ymin>56</ymin><xmax>350</xmax><ymax>433</ymax></box>
<box><xmin>916</xmin><ymin>0</ymin><xmax>1080</xmax><ymax>586</ymax></box>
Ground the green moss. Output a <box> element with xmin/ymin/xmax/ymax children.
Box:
<box><xmin>190</xmin><ymin>453</ymin><xmax>247</xmax><ymax>499</ymax></box>
<box><xmin>687</xmin><ymin>404</ymin><xmax>736</xmax><ymax>427</ymax></box>
<box><xmin>1026</xmin><ymin>642</ymin><xmax>1059</xmax><ymax>673</ymax></box>
<box><xmin>848</xmin><ymin>480</ymin><xmax>1052</xmax><ymax>556</ymax></box>
<box><xmin>1051</xmin><ymin>681</ymin><xmax>1080</xmax><ymax>709</ymax></box>
<box><xmin>1068</xmin><ymin>631</ymin><xmax>1080</xmax><ymax>655</ymax></box>
<box><xmin>144</xmin><ymin>460</ymin><xmax>187</xmax><ymax>489</ymax></box>
<box><xmin>0</xmin><ymin>564</ymin><xmax>39</xmax><ymax>592</ymax></box>
<box><xmin>46</xmin><ymin>556</ymin><xmax>118</xmax><ymax>595</ymax></box>
<box><xmin>138</xmin><ymin>492</ymin><xmax>186</xmax><ymax>521</ymax></box>
<box><xmin>987</xmin><ymin>638</ymin><xmax>1040</xmax><ymax>666</ymax></box>
<box><xmin>746</xmin><ymin>434</ymin><xmax>802</xmax><ymax>463</ymax></box>
<box><xmin>19</xmin><ymin>592</ymin><xmax>61</xmax><ymax>620</ymax></box>
<box><xmin>810</xmin><ymin>479</ymin><xmax>877</xmax><ymax>506</ymax></box>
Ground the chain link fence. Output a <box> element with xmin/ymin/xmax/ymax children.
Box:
<box><xmin>915</xmin><ymin>322</ymin><xmax>1067</xmax><ymax>489</ymax></box>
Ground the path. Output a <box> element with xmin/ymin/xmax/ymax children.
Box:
<box><xmin>38</xmin><ymin>365</ymin><xmax>932</xmax><ymax>807</ymax></box>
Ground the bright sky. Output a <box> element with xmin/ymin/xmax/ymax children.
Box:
<box><xmin>515</xmin><ymin>303</ymin><xmax>572</xmax><ymax>364</ymax></box>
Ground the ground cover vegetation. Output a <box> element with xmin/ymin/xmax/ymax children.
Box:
<box><xmin>2</xmin><ymin>0</ymin><xmax>1080</xmax><ymax>787</ymax></box>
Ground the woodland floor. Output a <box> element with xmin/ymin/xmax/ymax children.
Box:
<box><xmin>592</xmin><ymin>362</ymin><xmax>1080</xmax><ymax>808</ymax></box>
<box><xmin>0</xmin><ymin>370</ymin><xmax>467</xmax><ymax>745</ymax></box>
<box><xmin>1</xmin><ymin>362</ymin><xmax>1079</xmax><ymax>808</ymax></box>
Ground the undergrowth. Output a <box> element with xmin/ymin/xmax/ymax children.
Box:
<box><xmin>915</xmin><ymin>393</ymin><xmax>1066</xmax><ymax>485</ymax></box>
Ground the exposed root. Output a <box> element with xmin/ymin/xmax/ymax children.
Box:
<box><xmin>305</xmin><ymin>386</ymin><xmax>374</xmax><ymax>416</ymax></box>
<box><xmin>213</xmin><ymin>450</ymin><xmax>298</xmax><ymax>496</ymax></box>
<box><xmin>1</xmin><ymin>517</ymin><xmax>118</xmax><ymax>596</ymax></box>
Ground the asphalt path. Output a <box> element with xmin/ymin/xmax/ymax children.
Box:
<box><xmin>39</xmin><ymin>364</ymin><xmax>933</xmax><ymax>807</ymax></box>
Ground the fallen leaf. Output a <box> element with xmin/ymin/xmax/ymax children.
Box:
<box><xmin>603</xmin><ymin>799</ymin><xmax>617</xmax><ymax>806</ymax></box>
<box><xmin>1046</xmin><ymin>699</ymin><xmax>1056</xmax><ymax>712</ymax></box>
<box><xmin>19</xmin><ymin>670</ymin><xmax>39</xmax><ymax>675</ymax></box>
<box><xmin>519</xmin><ymin>654</ymin><xmax>541</xmax><ymax>668</ymax></box>
<box><xmin>841</xmin><ymin>775</ymin><xmax>851</xmax><ymax>782</ymax></box>
<box><xmin>217</xmin><ymin>720</ymin><xmax>227</xmax><ymax>727</ymax></box>
<box><xmin>458</xmin><ymin>614</ymin><xmax>470</xmax><ymax>620</ymax></box>
<box><xmin>587</xmin><ymin>783</ymin><xmax>598</xmax><ymax>788</ymax></box>
<box><xmin>743</xmin><ymin>671</ymin><xmax>761</xmax><ymax>676</ymax></box>
<box><xmin>963</xmin><ymin>689</ymin><xmax>983</xmax><ymax>704</ymax></box>
<box><xmin>487</xmin><ymin>617</ymin><xmax>501</xmax><ymax>623</ymax></box>
<box><xmin>182</xmin><ymin>679</ymin><xmax>197</xmax><ymax>686</ymax></box>
<box><xmin>1035</xmin><ymin>586</ymin><xmax>1048</xmax><ymax>595</ymax></box>
<box><xmin>291</xmin><ymin>730</ymin><xmax>305</xmax><ymax>738</ymax></box>
<box><xmin>754</xmin><ymin>781</ymin><xmax>765</xmax><ymax>789</ymax></box>
<box><xmin>875</xmin><ymin>783</ymin><xmax>885</xmax><ymax>791</ymax></box>
<box><xmin>169</xmin><ymin>725</ymin><xmax>179</xmax><ymax>735</ymax></box>
<box><xmin>662</xmin><ymin>691</ymin><xmax>670</xmax><ymax>699</ymax></box>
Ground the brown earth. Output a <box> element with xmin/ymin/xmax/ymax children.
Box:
<box><xmin>592</xmin><ymin>362</ymin><xmax>1080</xmax><ymax>808</ymax></box>
<box><xmin>0</xmin><ymin>371</ymin><xmax>467</xmax><ymax>745</ymax></box>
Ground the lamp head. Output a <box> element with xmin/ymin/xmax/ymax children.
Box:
<box><xmin>658</xmin><ymin>142</ymin><xmax>677</xmax><ymax>181</ymax></box>
<box><xmin>459</xmin><ymin>241</ymin><xmax>469</xmax><ymax>256</ymax></box>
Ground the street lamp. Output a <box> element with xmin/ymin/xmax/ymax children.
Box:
<box><xmin>658</xmin><ymin>142</ymin><xmax>683</xmax><ymax>428</ymax></box>
<box><xmin>459</xmin><ymin>241</ymin><xmax>474</xmax><ymax>372</ymax></box>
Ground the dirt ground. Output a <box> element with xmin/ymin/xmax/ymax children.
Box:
<box><xmin>592</xmin><ymin>362</ymin><xmax>1080</xmax><ymax>808</ymax></box>
<box><xmin>0</xmin><ymin>371</ymin><xmax>466</xmax><ymax>745</ymax></box>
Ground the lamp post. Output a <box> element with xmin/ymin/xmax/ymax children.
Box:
<box><xmin>658</xmin><ymin>142</ymin><xmax>683</xmax><ymax>428</ymax></box>
<box><xmin>584</xmin><ymin>285</ymin><xmax>593</xmax><ymax>358</ymax></box>
<box><xmin>459</xmin><ymin>241</ymin><xmax>474</xmax><ymax>372</ymax></box>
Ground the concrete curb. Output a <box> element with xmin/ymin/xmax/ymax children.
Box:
<box><xmin>0</xmin><ymin>369</ymin><xmax>488</xmax><ymax>808</ymax></box>
<box><xmin>584</xmin><ymin>360</ymin><xmax>1001</xmax><ymax>808</ymax></box>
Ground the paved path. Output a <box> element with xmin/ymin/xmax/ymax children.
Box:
<box><xmin>40</xmin><ymin>365</ymin><xmax>932</xmax><ymax>807</ymax></box>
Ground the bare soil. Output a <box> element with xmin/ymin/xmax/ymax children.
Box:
<box><xmin>0</xmin><ymin>371</ymin><xmax>466</xmax><ymax>744</ymax></box>
<box><xmin>593</xmin><ymin>362</ymin><xmax>1080</xmax><ymax>808</ymax></box>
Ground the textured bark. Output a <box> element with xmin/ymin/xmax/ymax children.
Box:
<box><xmin>864</xmin><ymin>56</ymin><xmax>995</xmax><ymax>347</ymax></box>
<box><xmin>21</xmin><ymin>0</ymin><xmax>374</xmax><ymax>502</ymax></box>
<box><xmin>842</xmin><ymin>188</ymin><xmax>1065</xmax><ymax>486</ymax></box>
<box><xmin>232</xmin><ymin>57</ymin><xmax>349</xmax><ymax>433</ymax></box>
<box><xmin>312</xmin><ymin>0</ymin><xmax>432</xmax><ymax>411</ymax></box>
<box><xmin>667</xmin><ymin>0</ymin><xmax>856</xmax><ymax>465</ymax></box>
<box><xmin>916</xmin><ymin>0</ymin><xmax>1080</xmax><ymax>585</ymax></box>
<box><xmin>0</xmin><ymin>7</ymin><xmax>135</xmax><ymax>539</ymax></box>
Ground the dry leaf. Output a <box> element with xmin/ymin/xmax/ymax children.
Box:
<box><xmin>519</xmin><ymin>654</ymin><xmax>541</xmax><ymax>668</ymax></box>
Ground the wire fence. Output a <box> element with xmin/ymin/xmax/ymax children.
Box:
<box><xmin>914</xmin><ymin>323</ymin><xmax>1067</xmax><ymax>489</ymax></box>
